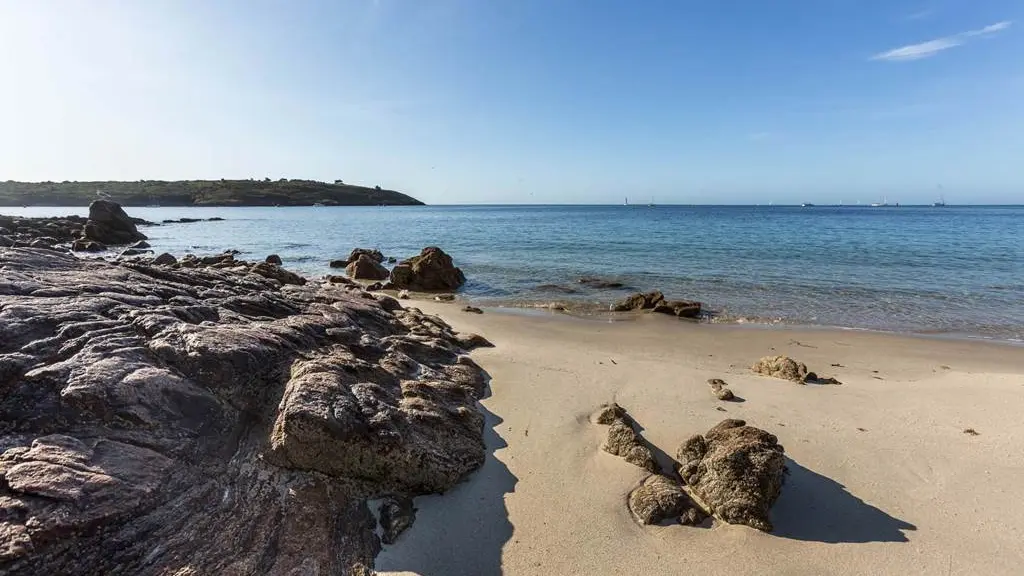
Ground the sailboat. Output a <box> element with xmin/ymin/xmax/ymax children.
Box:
<box><xmin>870</xmin><ymin>196</ymin><xmax>888</xmax><ymax>207</ymax></box>
<box><xmin>624</xmin><ymin>197</ymin><xmax>629</xmax><ymax>206</ymax></box>
<box><xmin>933</xmin><ymin>186</ymin><xmax>946</xmax><ymax>207</ymax></box>
<box><xmin>648</xmin><ymin>196</ymin><xmax>655</xmax><ymax>207</ymax></box>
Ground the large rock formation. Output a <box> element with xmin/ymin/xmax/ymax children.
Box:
<box><xmin>346</xmin><ymin>254</ymin><xmax>391</xmax><ymax>281</ymax></box>
<box><xmin>0</xmin><ymin>247</ymin><xmax>490</xmax><ymax>574</ymax></box>
<box><xmin>82</xmin><ymin>200</ymin><xmax>148</xmax><ymax>245</ymax></box>
<box><xmin>676</xmin><ymin>419</ymin><xmax>786</xmax><ymax>532</ymax></box>
<box><xmin>389</xmin><ymin>247</ymin><xmax>466</xmax><ymax>292</ymax></box>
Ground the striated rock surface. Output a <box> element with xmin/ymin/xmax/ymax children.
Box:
<box><xmin>389</xmin><ymin>247</ymin><xmax>466</xmax><ymax>292</ymax></box>
<box><xmin>0</xmin><ymin>247</ymin><xmax>491</xmax><ymax>575</ymax></box>
<box><xmin>676</xmin><ymin>419</ymin><xmax>785</xmax><ymax>532</ymax></box>
<box><xmin>628</xmin><ymin>474</ymin><xmax>707</xmax><ymax>526</ymax></box>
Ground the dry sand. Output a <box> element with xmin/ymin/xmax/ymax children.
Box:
<box><xmin>377</xmin><ymin>303</ymin><xmax>1024</xmax><ymax>576</ymax></box>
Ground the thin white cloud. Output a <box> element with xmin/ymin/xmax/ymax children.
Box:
<box><xmin>872</xmin><ymin>20</ymin><xmax>1013</xmax><ymax>62</ymax></box>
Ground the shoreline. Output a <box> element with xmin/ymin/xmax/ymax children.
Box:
<box><xmin>468</xmin><ymin>302</ymin><xmax>1024</xmax><ymax>347</ymax></box>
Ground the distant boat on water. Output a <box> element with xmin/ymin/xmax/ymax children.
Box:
<box><xmin>870</xmin><ymin>197</ymin><xmax>888</xmax><ymax>207</ymax></box>
<box><xmin>801</xmin><ymin>203</ymin><xmax>815</xmax><ymax>207</ymax></box>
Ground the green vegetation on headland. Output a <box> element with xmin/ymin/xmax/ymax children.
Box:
<box><xmin>0</xmin><ymin>179</ymin><xmax>424</xmax><ymax>207</ymax></box>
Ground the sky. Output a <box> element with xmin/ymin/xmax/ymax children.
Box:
<box><xmin>1</xmin><ymin>0</ymin><xmax>1022</xmax><ymax>205</ymax></box>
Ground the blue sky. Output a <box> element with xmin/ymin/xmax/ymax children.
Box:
<box><xmin>1</xmin><ymin>1</ymin><xmax>1021</xmax><ymax>204</ymax></box>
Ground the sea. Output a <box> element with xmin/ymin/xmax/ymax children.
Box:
<box><xmin>5</xmin><ymin>204</ymin><xmax>1023</xmax><ymax>343</ymax></box>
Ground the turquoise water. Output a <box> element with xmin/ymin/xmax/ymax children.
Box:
<box><xmin>6</xmin><ymin>205</ymin><xmax>1023</xmax><ymax>341</ymax></box>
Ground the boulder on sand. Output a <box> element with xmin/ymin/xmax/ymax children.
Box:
<box><xmin>82</xmin><ymin>200</ymin><xmax>147</xmax><ymax>245</ymax></box>
<box><xmin>708</xmin><ymin>378</ymin><xmax>735</xmax><ymax>401</ymax></box>
<box><xmin>389</xmin><ymin>247</ymin><xmax>466</xmax><ymax>292</ymax></box>
<box><xmin>628</xmin><ymin>474</ymin><xmax>707</xmax><ymax>526</ymax></box>
<box><xmin>676</xmin><ymin>419</ymin><xmax>786</xmax><ymax>532</ymax></box>
<box><xmin>751</xmin><ymin>355</ymin><xmax>841</xmax><ymax>384</ymax></box>
<box><xmin>346</xmin><ymin>254</ymin><xmax>390</xmax><ymax>281</ymax></box>
<box><xmin>599</xmin><ymin>411</ymin><xmax>658</xmax><ymax>473</ymax></box>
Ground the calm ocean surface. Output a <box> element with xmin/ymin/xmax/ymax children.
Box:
<box><xmin>6</xmin><ymin>204</ymin><xmax>1024</xmax><ymax>342</ymax></box>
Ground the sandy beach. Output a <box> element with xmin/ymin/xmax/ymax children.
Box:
<box><xmin>377</xmin><ymin>302</ymin><xmax>1024</xmax><ymax>576</ymax></box>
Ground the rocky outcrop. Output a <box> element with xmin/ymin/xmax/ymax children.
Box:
<box><xmin>346</xmin><ymin>254</ymin><xmax>390</xmax><ymax>281</ymax></box>
<box><xmin>389</xmin><ymin>247</ymin><xmax>466</xmax><ymax>292</ymax></box>
<box><xmin>751</xmin><ymin>355</ymin><xmax>841</xmax><ymax>385</ymax></box>
<box><xmin>266</xmin><ymin>254</ymin><xmax>283</xmax><ymax>265</ymax></box>
<box><xmin>676</xmin><ymin>419</ymin><xmax>786</xmax><ymax>532</ymax></box>
<box><xmin>0</xmin><ymin>215</ymin><xmax>88</xmax><ymax>248</ymax></box>
<box><xmin>628</xmin><ymin>475</ymin><xmax>706</xmax><ymax>526</ymax></box>
<box><xmin>610</xmin><ymin>290</ymin><xmax>701</xmax><ymax>318</ymax></box>
<box><xmin>0</xmin><ymin>247</ymin><xmax>491</xmax><ymax>574</ymax></box>
<box><xmin>82</xmin><ymin>200</ymin><xmax>148</xmax><ymax>245</ymax></box>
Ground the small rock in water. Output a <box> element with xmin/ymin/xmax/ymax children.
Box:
<box><xmin>346</xmin><ymin>254</ymin><xmax>390</xmax><ymax>281</ymax></box>
<box><xmin>389</xmin><ymin>247</ymin><xmax>466</xmax><ymax>291</ymax></box>
<box><xmin>462</xmin><ymin>306</ymin><xmax>483</xmax><ymax>314</ymax></box>
<box><xmin>265</xmin><ymin>254</ymin><xmax>282</xmax><ymax>265</ymax></box>
<box><xmin>153</xmin><ymin>253</ymin><xmax>177</xmax><ymax>266</ymax></box>
<box><xmin>434</xmin><ymin>293</ymin><xmax>456</xmax><ymax>302</ymax></box>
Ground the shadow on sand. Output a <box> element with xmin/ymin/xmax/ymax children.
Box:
<box><xmin>772</xmin><ymin>459</ymin><xmax>916</xmax><ymax>543</ymax></box>
<box><xmin>374</xmin><ymin>378</ymin><xmax>516</xmax><ymax>576</ymax></box>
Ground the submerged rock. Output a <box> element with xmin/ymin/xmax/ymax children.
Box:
<box><xmin>389</xmin><ymin>247</ymin><xmax>466</xmax><ymax>292</ymax></box>
<box><xmin>611</xmin><ymin>290</ymin><xmax>665</xmax><ymax>312</ymax></box>
<box><xmin>577</xmin><ymin>277</ymin><xmax>629</xmax><ymax>289</ymax></box>
<box><xmin>652</xmin><ymin>299</ymin><xmax>702</xmax><ymax>318</ymax></box>
<box><xmin>676</xmin><ymin>419</ymin><xmax>786</xmax><ymax>532</ymax></box>
<box><xmin>0</xmin><ymin>247</ymin><xmax>490</xmax><ymax>574</ymax></box>
<box><xmin>628</xmin><ymin>474</ymin><xmax>707</xmax><ymax>526</ymax></box>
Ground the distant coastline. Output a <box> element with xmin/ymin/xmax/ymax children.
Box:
<box><xmin>0</xmin><ymin>179</ymin><xmax>424</xmax><ymax>207</ymax></box>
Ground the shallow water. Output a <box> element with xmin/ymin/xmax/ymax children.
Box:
<box><xmin>6</xmin><ymin>204</ymin><xmax>1023</xmax><ymax>342</ymax></box>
